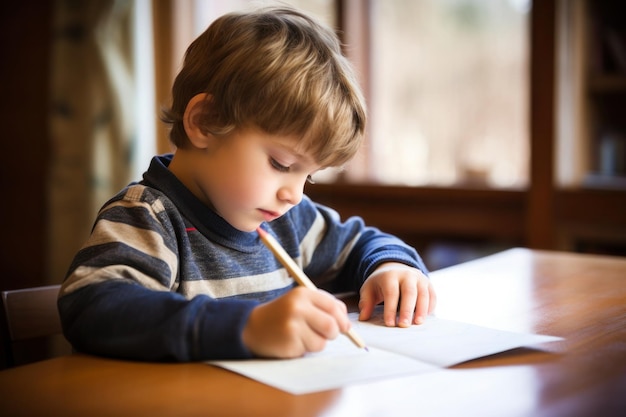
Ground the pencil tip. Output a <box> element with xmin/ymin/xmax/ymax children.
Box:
<box><xmin>364</xmin><ymin>346</ymin><xmax>369</xmax><ymax>352</ymax></box>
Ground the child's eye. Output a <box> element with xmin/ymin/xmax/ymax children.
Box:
<box><xmin>270</xmin><ymin>157</ymin><xmax>289</xmax><ymax>173</ymax></box>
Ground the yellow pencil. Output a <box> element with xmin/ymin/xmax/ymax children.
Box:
<box><xmin>257</xmin><ymin>227</ymin><xmax>368</xmax><ymax>351</ymax></box>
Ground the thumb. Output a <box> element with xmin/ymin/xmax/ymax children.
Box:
<box><xmin>358</xmin><ymin>286</ymin><xmax>377</xmax><ymax>321</ymax></box>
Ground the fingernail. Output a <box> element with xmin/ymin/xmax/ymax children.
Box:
<box><xmin>399</xmin><ymin>318</ymin><xmax>410</xmax><ymax>327</ymax></box>
<box><xmin>415</xmin><ymin>316</ymin><xmax>424</xmax><ymax>324</ymax></box>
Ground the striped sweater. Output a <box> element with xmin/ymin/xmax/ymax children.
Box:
<box><xmin>58</xmin><ymin>154</ymin><xmax>427</xmax><ymax>361</ymax></box>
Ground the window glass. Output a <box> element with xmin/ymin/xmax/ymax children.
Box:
<box><xmin>368</xmin><ymin>0</ymin><xmax>530</xmax><ymax>188</ymax></box>
<box><xmin>189</xmin><ymin>0</ymin><xmax>335</xmax><ymax>37</ymax></box>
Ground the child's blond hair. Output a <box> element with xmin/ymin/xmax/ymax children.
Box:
<box><xmin>161</xmin><ymin>6</ymin><xmax>366</xmax><ymax>167</ymax></box>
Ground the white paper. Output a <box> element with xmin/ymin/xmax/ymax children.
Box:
<box><xmin>351</xmin><ymin>314</ymin><xmax>562</xmax><ymax>368</ymax></box>
<box><xmin>208</xmin><ymin>311</ymin><xmax>562</xmax><ymax>395</ymax></box>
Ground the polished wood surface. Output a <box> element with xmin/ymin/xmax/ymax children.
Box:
<box><xmin>0</xmin><ymin>248</ymin><xmax>624</xmax><ymax>417</ymax></box>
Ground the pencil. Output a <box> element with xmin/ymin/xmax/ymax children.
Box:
<box><xmin>257</xmin><ymin>227</ymin><xmax>368</xmax><ymax>351</ymax></box>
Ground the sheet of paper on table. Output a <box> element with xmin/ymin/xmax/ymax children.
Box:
<box><xmin>208</xmin><ymin>310</ymin><xmax>563</xmax><ymax>395</ymax></box>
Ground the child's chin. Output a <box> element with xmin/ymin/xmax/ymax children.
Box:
<box><xmin>233</xmin><ymin>222</ymin><xmax>262</xmax><ymax>233</ymax></box>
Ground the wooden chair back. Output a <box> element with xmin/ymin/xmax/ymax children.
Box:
<box><xmin>0</xmin><ymin>285</ymin><xmax>71</xmax><ymax>368</ymax></box>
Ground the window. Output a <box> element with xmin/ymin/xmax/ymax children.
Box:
<box><xmin>164</xmin><ymin>0</ymin><xmax>529</xmax><ymax>189</ymax></box>
<box><xmin>172</xmin><ymin>0</ymin><xmax>337</xmax><ymax>69</ymax></box>
<box><xmin>365</xmin><ymin>0</ymin><xmax>530</xmax><ymax>188</ymax></box>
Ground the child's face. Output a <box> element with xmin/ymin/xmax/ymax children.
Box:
<box><xmin>178</xmin><ymin>127</ymin><xmax>321</xmax><ymax>232</ymax></box>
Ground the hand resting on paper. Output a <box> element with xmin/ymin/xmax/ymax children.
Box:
<box><xmin>358</xmin><ymin>262</ymin><xmax>436</xmax><ymax>327</ymax></box>
<box><xmin>242</xmin><ymin>287</ymin><xmax>352</xmax><ymax>358</ymax></box>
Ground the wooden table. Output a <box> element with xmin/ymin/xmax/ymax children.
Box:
<box><xmin>0</xmin><ymin>248</ymin><xmax>624</xmax><ymax>416</ymax></box>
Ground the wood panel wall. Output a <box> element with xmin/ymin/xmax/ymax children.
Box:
<box><xmin>0</xmin><ymin>1</ymin><xmax>52</xmax><ymax>291</ymax></box>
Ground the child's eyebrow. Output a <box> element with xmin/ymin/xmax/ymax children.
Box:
<box><xmin>268</xmin><ymin>136</ymin><xmax>322</xmax><ymax>168</ymax></box>
<box><xmin>275</xmin><ymin>142</ymin><xmax>312</xmax><ymax>163</ymax></box>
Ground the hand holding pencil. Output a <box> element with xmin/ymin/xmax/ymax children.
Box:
<box><xmin>240</xmin><ymin>227</ymin><xmax>367</xmax><ymax>358</ymax></box>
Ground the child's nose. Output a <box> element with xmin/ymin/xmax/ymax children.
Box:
<box><xmin>277</xmin><ymin>180</ymin><xmax>304</xmax><ymax>206</ymax></box>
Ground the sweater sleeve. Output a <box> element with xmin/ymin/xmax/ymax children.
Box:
<box><xmin>57</xmin><ymin>185</ymin><xmax>258</xmax><ymax>361</ymax></box>
<box><xmin>343</xmin><ymin>224</ymin><xmax>428</xmax><ymax>288</ymax></box>
<box><xmin>291</xmin><ymin>198</ymin><xmax>428</xmax><ymax>293</ymax></box>
<box><xmin>58</xmin><ymin>280</ymin><xmax>257</xmax><ymax>361</ymax></box>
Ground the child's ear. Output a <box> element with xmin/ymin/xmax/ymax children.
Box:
<box><xmin>183</xmin><ymin>93</ymin><xmax>214</xmax><ymax>149</ymax></box>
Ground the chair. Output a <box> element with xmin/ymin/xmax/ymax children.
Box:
<box><xmin>0</xmin><ymin>284</ymin><xmax>72</xmax><ymax>368</ymax></box>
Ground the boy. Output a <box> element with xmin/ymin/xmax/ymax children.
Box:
<box><xmin>58</xmin><ymin>5</ymin><xmax>436</xmax><ymax>361</ymax></box>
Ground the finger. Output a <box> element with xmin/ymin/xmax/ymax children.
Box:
<box><xmin>382</xmin><ymin>284</ymin><xmax>400</xmax><ymax>327</ymax></box>
<box><xmin>298</xmin><ymin>317</ymin><xmax>329</xmax><ymax>353</ymax></box>
<box><xmin>397</xmin><ymin>278</ymin><xmax>418</xmax><ymax>328</ymax></box>
<box><xmin>279</xmin><ymin>289</ymin><xmax>333</xmax><ymax>354</ymax></box>
<box><xmin>310</xmin><ymin>290</ymin><xmax>350</xmax><ymax>336</ymax></box>
<box><xmin>427</xmin><ymin>281</ymin><xmax>437</xmax><ymax>314</ymax></box>
<box><xmin>358</xmin><ymin>285</ymin><xmax>378</xmax><ymax>321</ymax></box>
<box><xmin>358</xmin><ymin>300</ymin><xmax>374</xmax><ymax>321</ymax></box>
<box><xmin>306</xmin><ymin>310</ymin><xmax>340</xmax><ymax>342</ymax></box>
<box><xmin>413</xmin><ymin>275</ymin><xmax>430</xmax><ymax>324</ymax></box>
<box><xmin>312</xmin><ymin>289</ymin><xmax>347</xmax><ymax>312</ymax></box>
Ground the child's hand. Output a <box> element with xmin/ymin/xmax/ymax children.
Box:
<box><xmin>242</xmin><ymin>287</ymin><xmax>351</xmax><ymax>358</ymax></box>
<box><xmin>358</xmin><ymin>262</ymin><xmax>436</xmax><ymax>327</ymax></box>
